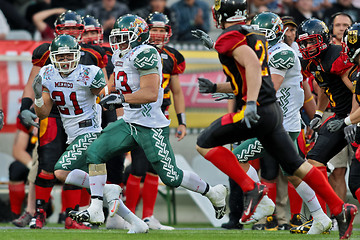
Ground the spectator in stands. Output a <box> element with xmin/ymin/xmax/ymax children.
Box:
<box><xmin>85</xmin><ymin>0</ymin><xmax>130</xmax><ymax>42</ymax></box>
<box><xmin>0</xmin><ymin>9</ymin><xmax>10</xmax><ymax>40</ymax></box>
<box><xmin>289</xmin><ymin>0</ymin><xmax>320</xmax><ymax>26</ymax></box>
<box><xmin>171</xmin><ymin>0</ymin><xmax>210</xmax><ymax>42</ymax></box>
<box><xmin>0</xmin><ymin>0</ymin><xmax>35</xmax><ymax>34</ymax></box>
<box><xmin>133</xmin><ymin>0</ymin><xmax>177</xmax><ymax>40</ymax></box>
<box><xmin>330</xmin><ymin>12</ymin><xmax>353</xmax><ymax>45</ymax></box>
<box><xmin>50</xmin><ymin>0</ymin><xmax>87</xmax><ymax>15</ymax></box>
<box><xmin>127</xmin><ymin>0</ymin><xmax>149</xmax><ymax>11</ymax></box>
<box><xmin>25</xmin><ymin>0</ymin><xmax>52</xmax><ymax>26</ymax></box>
<box><xmin>249</xmin><ymin>0</ymin><xmax>270</xmax><ymax>14</ymax></box>
<box><xmin>32</xmin><ymin>8</ymin><xmax>66</xmax><ymax>41</ymax></box>
<box><xmin>323</xmin><ymin>0</ymin><xmax>360</xmax><ymax>27</ymax></box>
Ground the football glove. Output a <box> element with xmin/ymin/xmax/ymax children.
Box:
<box><xmin>309</xmin><ymin>113</ymin><xmax>323</xmax><ymax>131</ymax></box>
<box><xmin>211</xmin><ymin>93</ymin><xmax>235</xmax><ymax>101</ymax></box>
<box><xmin>100</xmin><ymin>93</ymin><xmax>125</xmax><ymax>111</ymax></box>
<box><xmin>242</xmin><ymin>101</ymin><xmax>260</xmax><ymax>128</ymax></box>
<box><xmin>32</xmin><ymin>74</ymin><xmax>43</xmax><ymax>99</ymax></box>
<box><xmin>191</xmin><ymin>29</ymin><xmax>214</xmax><ymax>50</ymax></box>
<box><xmin>198</xmin><ymin>78</ymin><xmax>217</xmax><ymax>93</ymax></box>
<box><xmin>19</xmin><ymin>109</ymin><xmax>39</xmax><ymax>128</ymax></box>
<box><xmin>344</xmin><ymin>124</ymin><xmax>356</xmax><ymax>144</ymax></box>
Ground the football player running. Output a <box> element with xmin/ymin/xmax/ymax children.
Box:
<box><xmin>68</xmin><ymin>14</ymin><xmax>228</xmax><ymax>226</ymax></box>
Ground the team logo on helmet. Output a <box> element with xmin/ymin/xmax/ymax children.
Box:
<box><xmin>348</xmin><ymin>30</ymin><xmax>358</xmax><ymax>44</ymax></box>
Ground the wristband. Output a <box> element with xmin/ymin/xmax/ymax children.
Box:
<box><xmin>315</xmin><ymin>110</ymin><xmax>323</xmax><ymax>117</ymax></box>
<box><xmin>344</xmin><ymin>116</ymin><xmax>352</xmax><ymax>126</ymax></box>
<box><xmin>212</xmin><ymin>84</ymin><xmax>217</xmax><ymax>93</ymax></box>
<box><xmin>20</xmin><ymin>97</ymin><xmax>34</xmax><ymax>111</ymax></box>
<box><xmin>177</xmin><ymin>113</ymin><xmax>187</xmax><ymax>126</ymax></box>
<box><xmin>104</xmin><ymin>85</ymin><xmax>109</xmax><ymax>96</ymax></box>
<box><xmin>34</xmin><ymin>97</ymin><xmax>44</xmax><ymax>107</ymax></box>
<box><xmin>26</xmin><ymin>161</ymin><xmax>33</xmax><ymax>169</ymax></box>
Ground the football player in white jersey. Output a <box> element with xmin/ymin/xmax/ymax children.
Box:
<box><xmin>68</xmin><ymin>14</ymin><xmax>228</xmax><ymax>225</ymax></box>
<box><xmin>33</xmin><ymin>34</ymin><xmax>149</xmax><ymax>233</ymax></box>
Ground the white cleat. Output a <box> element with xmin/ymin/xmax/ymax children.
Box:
<box><xmin>308</xmin><ymin>215</ymin><xmax>332</xmax><ymax>234</ymax></box>
<box><xmin>103</xmin><ymin>184</ymin><xmax>122</xmax><ymax>217</ymax></box>
<box><xmin>205</xmin><ymin>184</ymin><xmax>228</xmax><ymax>219</ymax></box>
<box><xmin>143</xmin><ymin>216</ymin><xmax>175</xmax><ymax>230</ymax></box>
<box><xmin>240</xmin><ymin>195</ymin><xmax>275</xmax><ymax>225</ymax></box>
<box><xmin>106</xmin><ymin>214</ymin><xmax>130</xmax><ymax>229</ymax></box>
<box><xmin>128</xmin><ymin>218</ymin><xmax>149</xmax><ymax>234</ymax></box>
<box><xmin>69</xmin><ymin>199</ymin><xmax>105</xmax><ymax>225</ymax></box>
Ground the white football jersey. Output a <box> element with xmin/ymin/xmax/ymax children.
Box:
<box><xmin>268</xmin><ymin>42</ymin><xmax>304</xmax><ymax>132</ymax></box>
<box><xmin>40</xmin><ymin>64</ymin><xmax>105</xmax><ymax>143</ymax></box>
<box><xmin>112</xmin><ymin>44</ymin><xmax>170</xmax><ymax>128</ymax></box>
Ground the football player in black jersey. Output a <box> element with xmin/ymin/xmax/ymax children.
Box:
<box><xmin>17</xmin><ymin>10</ymin><xmax>107</xmax><ymax>229</ymax></box>
<box><xmin>329</xmin><ymin>22</ymin><xmax>360</xmax><ymax>216</ymax></box>
<box><xmin>124</xmin><ymin>12</ymin><xmax>186</xmax><ymax>230</ymax></box>
<box><xmin>194</xmin><ymin>1</ymin><xmax>357</xmax><ymax>238</ymax></box>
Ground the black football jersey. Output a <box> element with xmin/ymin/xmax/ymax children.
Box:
<box><xmin>301</xmin><ymin>44</ymin><xmax>353</xmax><ymax>117</ymax></box>
<box><xmin>349</xmin><ymin>65</ymin><xmax>360</xmax><ymax>105</ymax></box>
<box><xmin>159</xmin><ymin>46</ymin><xmax>186</xmax><ymax>111</ymax></box>
<box><xmin>214</xmin><ymin>24</ymin><xmax>277</xmax><ymax>109</ymax></box>
<box><xmin>32</xmin><ymin>43</ymin><xmax>107</xmax><ymax>117</ymax></box>
<box><xmin>102</xmin><ymin>46</ymin><xmax>114</xmax><ymax>78</ymax></box>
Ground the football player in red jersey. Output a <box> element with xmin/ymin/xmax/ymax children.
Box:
<box><xmin>194</xmin><ymin>1</ymin><xmax>357</xmax><ymax>238</ymax></box>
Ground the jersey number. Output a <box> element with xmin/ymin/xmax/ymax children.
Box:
<box><xmin>116</xmin><ymin>71</ymin><xmax>132</xmax><ymax>94</ymax></box>
<box><xmin>254</xmin><ymin>40</ymin><xmax>269</xmax><ymax>77</ymax></box>
<box><xmin>52</xmin><ymin>91</ymin><xmax>84</xmax><ymax>115</ymax></box>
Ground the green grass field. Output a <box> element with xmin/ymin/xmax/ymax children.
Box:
<box><xmin>0</xmin><ymin>223</ymin><xmax>359</xmax><ymax>240</ymax></box>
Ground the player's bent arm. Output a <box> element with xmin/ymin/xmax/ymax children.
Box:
<box><xmin>124</xmin><ymin>73</ymin><xmax>160</xmax><ymax>104</ymax></box>
<box><xmin>302</xmin><ymin>80</ymin><xmax>316</xmax><ymax>118</ymax></box>
<box><xmin>316</xmin><ymin>89</ymin><xmax>330</xmax><ymax>113</ymax></box>
<box><xmin>233</xmin><ymin>45</ymin><xmax>261</xmax><ymax>102</ymax></box>
<box><xmin>22</xmin><ymin>66</ymin><xmax>41</xmax><ymax>100</ymax></box>
<box><xmin>170</xmin><ymin>74</ymin><xmax>185</xmax><ymax>115</ymax></box>
<box><xmin>12</xmin><ymin>130</ymin><xmax>33</xmax><ymax>167</ymax></box>
<box><xmin>271</xmin><ymin>74</ymin><xmax>284</xmax><ymax>91</ymax></box>
<box><xmin>34</xmin><ymin>87</ymin><xmax>53</xmax><ymax>120</ymax></box>
<box><xmin>216</xmin><ymin>82</ymin><xmax>233</xmax><ymax>93</ymax></box>
<box><xmin>341</xmin><ymin>68</ymin><xmax>354</xmax><ymax>92</ymax></box>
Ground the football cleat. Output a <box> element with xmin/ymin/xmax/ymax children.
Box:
<box><xmin>251</xmin><ymin>223</ymin><xmax>265</xmax><ymax>230</ymax></box>
<box><xmin>106</xmin><ymin>214</ymin><xmax>130</xmax><ymax>229</ymax></box>
<box><xmin>12</xmin><ymin>211</ymin><xmax>33</xmax><ymax>228</ymax></box>
<box><xmin>290</xmin><ymin>219</ymin><xmax>312</xmax><ymax>234</ymax></box>
<box><xmin>128</xmin><ymin>217</ymin><xmax>149</xmax><ymax>234</ymax></box>
<box><xmin>290</xmin><ymin>213</ymin><xmax>303</xmax><ymax>228</ymax></box>
<box><xmin>143</xmin><ymin>216</ymin><xmax>175</xmax><ymax>230</ymax></box>
<box><xmin>308</xmin><ymin>214</ymin><xmax>332</xmax><ymax>235</ymax></box>
<box><xmin>103</xmin><ymin>184</ymin><xmax>122</xmax><ymax>217</ymax></box>
<box><xmin>205</xmin><ymin>184</ymin><xmax>228</xmax><ymax>219</ymax></box>
<box><xmin>265</xmin><ymin>214</ymin><xmax>278</xmax><ymax>231</ymax></box>
<box><xmin>65</xmin><ymin>217</ymin><xmax>91</xmax><ymax>229</ymax></box>
<box><xmin>69</xmin><ymin>199</ymin><xmax>105</xmax><ymax>225</ymax></box>
<box><xmin>240</xmin><ymin>183</ymin><xmax>269</xmax><ymax>224</ymax></box>
<box><xmin>29</xmin><ymin>208</ymin><xmax>46</xmax><ymax>229</ymax></box>
<box><xmin>240</xmin><ymin>194</ymin><xmax>275</xmax><ymax>225</ymax></box>
<box><xmin>334</xmin><ymin>203</ymin><xmax>358</xmax><ymax>239</ymax></box>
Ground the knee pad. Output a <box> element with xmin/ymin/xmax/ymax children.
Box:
<box><xmin>9</xmin><ymin>161</ymin><xmax>29</xmax><ymax>182</ymax></box>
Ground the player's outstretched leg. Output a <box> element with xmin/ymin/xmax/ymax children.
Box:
<box><xmin>334</xmin><ymin>203</ymin><xmax>358</xmax><ymax>239</ymax></box>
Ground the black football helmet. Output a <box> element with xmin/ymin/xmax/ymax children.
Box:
<box><xmin>296</xmin><ymin>18</ymin><xmax>330</xmax><ymax>60</ymax></box>
<box><xmin>344</xmin><ymin>23</ymin><xmax>360</xmax><ymax>63</ymax></box>
<box><xmin>54</xmin><ymin>10</ymin><xmax>84</xmax><ymax>41</ymax></box>
<box><xmin>146</xmin><ymin>12</ymin><xmax>172</xmax><ymax>48</ymax></box>
<box><xmin>81</xmin><ymin>15</ymin><xmax>103</xmax><ymax>45</ymax></box>
<box><xmin>212</xmin><ymin>0</ymin><xmax>248</xmax><ymax>29</ymax></box>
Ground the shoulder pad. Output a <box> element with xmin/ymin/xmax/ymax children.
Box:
<box><xmin>134</xmin><ymin>47</ymin><xmax>159</xmax><ymax>70</ymax></box>
<box><xmin>269</xmin><ymin>50</ymin><xmax>295</xmax><ymax>70</ymax></box>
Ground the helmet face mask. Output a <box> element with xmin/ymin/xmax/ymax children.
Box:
<box><xmin>109</xmin><ymin>14</ymin><xmax>149</xmax><ymax>55</ymax></box>
<box><xmin>50</xmin><ymin>35</ymin><xmax>81</xmax><ymax>74</ymax></box>
<box><xmin>146</xmin><ymin>12</ymin><xmax>172</xmax><ymax>48</ymax></box>
<box><xmin>55</xmin><ymin>10</ymin><xmax>84</xmax><ymax>41</ymax></box>
<box><xmin>296</xmin><ymin>18</ymin><xmax>330</xmax><ymax>60</ymax></box>
<box><xmin>82</xmin><ymin>15</ymin><xmax>103</xmax><ymax>45</ymax></box>
<box><xmin>344</xmin><ymin>23</ymin><xmax>360</xmax><ymax>64</ymax></box>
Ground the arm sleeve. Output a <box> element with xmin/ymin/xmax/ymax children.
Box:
<box><xmin>215</xmin><ymin>30</ymin><xmax>247</xmax><ymax>56</ymax></box>
<box><xmin>91</xmin><ymin>68</ymin><xmax>106</xmax><ymax>89</ymax></box>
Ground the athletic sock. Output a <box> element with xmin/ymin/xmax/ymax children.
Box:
<box><xmin>61</xmin><ymin>185</ymin><xmax>82</xmax><ymax>211</ymax></box>
<box><xmin>302</xmin><ymin>166</ymin><xmax>343</xmax><ymax>216</ymax></box>
<box><xmin>142</xmin><ymin>174</ymin><xmax>159</xmax><ymax>219</ymax></box>
<box><xmin>315</xmin><ymin>166</ymin><xmax>328</xmax><ymax>214</ymax></box>
<box><xmin>180</xmin><ymin>170</ymin><xmax>208</xmax><ymax>194</ymax></box>
<box><xmin>247</xmin><ymin>164</ymin><xmax>260</xmax><ymax>182</ymax></box>
<box><xmin>204</xmin><ymin>146</ymin><xmax>255</xmax><ymax>192</ymax></box>
<box><xmin>261</xmin><ymin>181</ymin><xmax>276</xmax><ymax>204</ymax></box>
<box><xmin>80</xmin><ymin>188</ymin><xmax>91</xmax><ymax>207</ymax></box>
<box><xmin>35</xmin><ymin>172</ymin><xmax>55</xmax><ymax>205</ymax></box>
<box><xmin>296</xmin><ymin>181</ymin><xmax>320</xmax><ymax>213</ymax></box>
<box><xmin>8</xmin><ymin>182</ymin><xmax>26</xmax><ymax>215</ymax></box>
<box><xmin>65</xmin><ymin>169</ymin><xmax>90</xmax><ymax>188</ymax></box>
<box><xmin>125</xmin><ymin>174</ymin><xmax>141</xmax><ymax>213</ymax></box>
<box><xmin>288</xmin><ymin>181</ymin><xmax>302</xmax><ymax>217</ymax></box>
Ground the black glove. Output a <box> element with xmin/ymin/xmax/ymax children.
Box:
<box><xmin>327</xmin><ymin>119</ymin><xmax>346</xmax><ymax>132</ymax></box>
<box><xmin>100</xmin><ymin>93</ymin><xmax>125</xmax><ymax>111</ymax></box>
<box><xmin>191</xmin><ymin>29</ymin><xmax>214</xmax><ymax>49</ymax></box>
<box><xmin>198</xmin><ymin>78</ymin><xmax>217</xmax><ymax>93</ymax></box>
<box><xmin>344</xmin><ymin>124</ymin><xmax>356</xmax><ymax>144</ymax></box>
<box><xmin>32</xmin><ymin>74</ymin><xmax>43</xmax><ymax>99</ymax></box>
<box><xmin>211</xmin><ymin>93</ymin><xmax>235</xmax><ymax>101</ymax></box>
<box><xmin>0</xmin><ymin>109</ymin><xmax>4</xmax><ymax>130</ymax></box>
<box><xmin>242</xmin><ymin>101</ymin><xmax>260</xmax><ymax>128</ymax></box>
<box><xmin>19</xmin><ymin>109</ymin><xmax>39</xmax><ymax>128</ymax></box>
<box><xmin>309</xmin><ymin>113</ymin><xmax>323</xmax><ymax>131</ymax></box>
<box><xmin>355</xmin><ymin>124</ymin><xmax>360</xmax><ymax>144</ymax></box>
